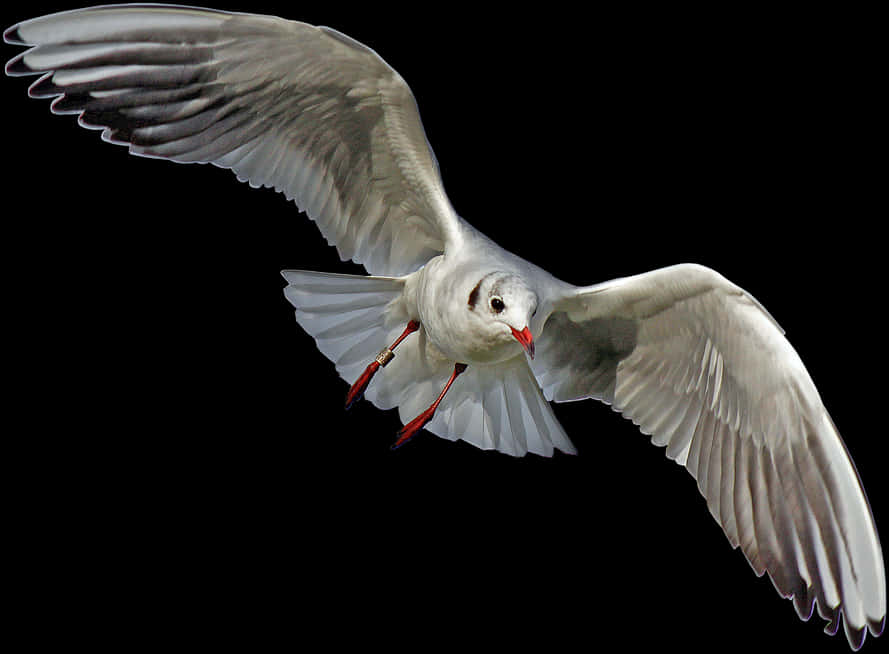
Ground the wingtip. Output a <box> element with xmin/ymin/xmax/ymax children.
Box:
<box><xmin>26</xmin><ymin>72</ymin><xmax>61</xmax><ymax>99</ymax></box>
<box><xmin>792</xmin><ymin>586</ymin><xmax>815</xmax><ymax>622</ymax></box>
<box><xmin>4</xmin><ymin>24</ymin><xmax>25</xmax><ymax>46</ymax></box>
<box><xmin>5</xmin><ymin>51</ymin><xmax>35</xmax><ymax>77</ymax></box>
<box><xmin>823</xmin><ymin>608</ymin><xmax>841</xmax><ymax>636</ymax></box>
<box><xmin>844</xmin><ymin>619</ymin><xmax>867</xmax><ymax>651</ymax></box>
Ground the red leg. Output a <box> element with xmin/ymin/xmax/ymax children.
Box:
<box><xmin>392</xmin><ymin>363</ymin><xmax>468</xmax><ymax>449</ymax></box>
<box><xmin>345</xmin><ymin>320</ymin><xmax>420</xmax><ymax>409</ymax></box>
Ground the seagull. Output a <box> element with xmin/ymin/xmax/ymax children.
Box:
<box><xmin>4</xmin><ymin>4</ymin><xmax>885</xmax><ymax>648</ymax></box>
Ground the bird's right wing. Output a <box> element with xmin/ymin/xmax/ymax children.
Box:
<box><xmin>5</xmin><ymin>4</ymin><xmax>463</xmax><ymax>276</ymax></box>
<box><xmin>531</xmin><ymin>263</ymin><xmax>885</xmax><ymax>649</ymax></box>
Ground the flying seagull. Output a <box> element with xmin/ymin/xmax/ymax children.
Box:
<box><xmin>4</xmin><ymin>4</ymin><xmax>884</xmax><ymax>648</ymax></box>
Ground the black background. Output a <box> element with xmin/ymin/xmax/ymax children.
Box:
<box><xmin>3</xmin><ymin>1</ymin><xmax>885</xmax><ymax>650</ymax></box>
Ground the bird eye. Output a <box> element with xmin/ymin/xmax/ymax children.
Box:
<box><xmin>490</xmin><ymin>297</ymin><xmax>505</xmax><ymax>313</ymax></box>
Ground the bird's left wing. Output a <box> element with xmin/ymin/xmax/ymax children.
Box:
<box><xmin>5</xmin><ymin>4</ymin><xmax>462</xmax><ymax>276</ymax></box>
<box><xmin>531</xmin><ymin>263</ymin><xmax>885</xmax><ymax>649</ymax></box>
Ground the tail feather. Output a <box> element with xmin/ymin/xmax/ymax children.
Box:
<box><xmin>430</xmin><ymin>358</ymin><xmax>577</xmax><ymax>457</ymax></box>
<box><xmin>281</xmin><ymin>270</ymin><xmax>409</xmax><ymax>389</ymax></box>
<box><xmin>281</xmin><ymin>269</ymin><xmax>576</xmax><ymax>457</ymax></box>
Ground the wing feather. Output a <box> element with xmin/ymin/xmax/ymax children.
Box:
<box><xmin>4</xmin><ymin>4</ymin><xmax>463</xmax><ymax>275</ymax></box>
<box><xmin>533</xmin><ymin>263</ymin><xmax>885</xmax><ymax>649</ymax></box>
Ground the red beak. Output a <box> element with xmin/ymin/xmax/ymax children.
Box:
<box><xmin>510</xmin><ymin>326</ymin><xmax>535</xmax><ymax>359</ymax></box>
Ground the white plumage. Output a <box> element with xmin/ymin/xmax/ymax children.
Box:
<box><xmin>4</xmin><ymin>4</ymin><xmax>884</xmax><ymax>649</ymax></box>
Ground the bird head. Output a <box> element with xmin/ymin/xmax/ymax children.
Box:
<box><xmin>467</xmin><ymin>272</ymin><xmax>538</xmax><ymax>359</ymax></box>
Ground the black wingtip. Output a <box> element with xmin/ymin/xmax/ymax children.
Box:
<box><xmin>869</xmin><ymin>614</ymin><xmax>886</xmax><ymax>637</ymax></box>
<box><xmin>5</xmin><ymin>51</ymin><xmax>35</xmax><ymax>77</ymax></box>
<box><xmin>845</xmin><ymin>622</ymin><xmax>866</xmax><ymax>652</ymax></box>
<box><xmin>819</xmin><ymin>603</ymin><xmax>841</xmax><ymax>636</ymax></box>
<box><xmin>792</xmin><ymin>586</ymin><xmax>815</xmax><ymax>622</ymax></box>
<box><xmin>4</xmin><ymin>24</ymin><xmax>25</xmax><ymax>46</ymax></box>
<box><xmin>27</xmin><ymin>73</ymin><xmax>62</xmax><ymax>99</ymax></box>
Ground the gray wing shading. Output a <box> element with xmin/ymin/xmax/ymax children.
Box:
<box><xmin>532</xmin><ymin>263</ymin><xmax>885</xmax><ymax>649</ymax></box>
<box><xmin>4</xmin><ymin>4</ymin><xmax>462</xmax><ymax>276</ymax></box>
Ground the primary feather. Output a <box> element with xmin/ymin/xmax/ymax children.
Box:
<box><xmin>534</xmin><ymin>264</ymin><xmax>885</xmax><ymax>647</ymax></box>
<box><xmin>5</xmin><ymin>3</ymin><xmax>461</xmax><ymax>276</ymax></box>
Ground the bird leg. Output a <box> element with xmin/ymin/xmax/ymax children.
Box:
<box><xmin>392</xmin><ymin>363</ymin><xmax>468</xmax><ymax>450</ymax></box>
<box><xmin>345</xmin><ymin>319</ymin><xmax>420</xmax><ymax>409</ymax></box>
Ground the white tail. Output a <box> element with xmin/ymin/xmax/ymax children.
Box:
<box><xmin>281</xmin><ymin>270</ymin><xmax>410</xmax><ymax>394</ymax></box>
<box><xmin>281</xmin><ymin>269</ymin><xmax>575</xmax><ymax>456</ymax></box>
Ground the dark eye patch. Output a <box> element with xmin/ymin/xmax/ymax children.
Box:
<box><xmin>468</xmin><ymin>281</ymin><xmax>482</xmax><ymax>309</ymax></box>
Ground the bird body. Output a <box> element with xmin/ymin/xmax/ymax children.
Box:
<box><xmin>4</xmin><ymin>4</ymin><xmax>885</xmax><ymax>648</ymax></box>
